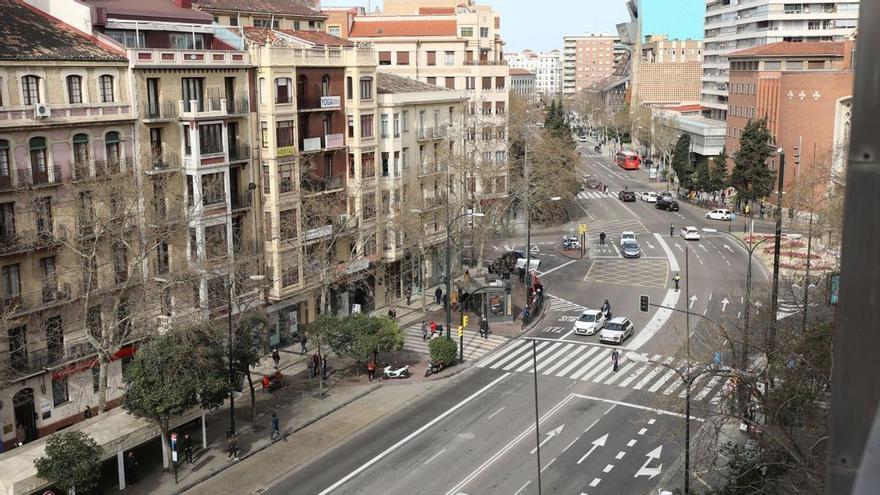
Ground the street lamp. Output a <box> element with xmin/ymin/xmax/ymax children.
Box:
<box><xmin>227</xmin><ymin>273</ymin><xmax>266</xmax><ymax>436</ymax></box>
<box><xmin>627</xmin><ymin>353</ymin><xmax>722</xmax><ymax>495</ymax></box>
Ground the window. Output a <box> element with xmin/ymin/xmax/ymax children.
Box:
<box><xmin>346</xmin><ymin>76</ymin><xmax>353</xmax><ymax>99</ymax></box>
<box><xmin>1</xmin><ymin>140</ymin><xmax>12</xmax><ymax>181</ymax></box>
<box><xmin>482</xmin><ymin>77</ymin><xmax>492</xmax><ymax>90</ymax></box>
<box><xmin>347</xmin><ymin>115</ymin><xmax>355</xmax><ymax>138</ymax></box>
<box><xmin>495</xmin><ymin>101</ymin><xmax>505</xmax><ymax>115</ymax></box>
<box><xmin>22</xmin><ymin>75</ymin><xmax>40</xmax><ymax>105</ymax></box>
<box><xmin>280</xmin><ymin>209</ymin><xmax>297</xmax><ymax>240</ymax></box>
<box><xmin>360</xmin><ymin>114</ymin><xmax>374</xmax><ymax>138</ymax></box>
<box><xmin>359</xmin><ymin>77</ymin><xmax>373</xmax><ymax>100</ymax></box>
<box><xmin>182</xmin><ymin>77</ymin><xmax>204</xmax><ymax>112</ymax></box>
<box><xmin>397</xmin><ymin>51</ymin><xmax>410</xmax><ymax>65</ymax></box>
<box><xmin>329</xmin><ymin>26</ymin><xmax>341</xmax><ymax>37</ymax></box>
<box><xmin>460</xmin><ymin>26</ymin><xmax>473</xmax><ymax>37</ymax></box>
<box><xmin>276</xmin><ymin>120</ymin><xmax>295</xmax><ymax>148</ymax></box>
<box><xmin>321</xmin><ymin>75</ymin><xmax>331</xmax><ymax>96</ymax></box>
<box><xmin>204</xmin><ymin>224</ymin><xmax>227</xmax><ymax>258</ymax></box>
<box><xmin>105</xmin><ymin>29</ymin><xmax>144</xmax><ymax>48</ymax></box>
<box><xmin>445</xmin><ymin>77</ymin><xmax>455</xmax><ymax>89</ymax></box>
<box><xmin>426</xmin><ymin>51</ymin><xmax>436</xmax><ymax>66</ymax></box>
<box><xmin>29</xmin><ymin>137</ymin><xmax>48</xmax><ymax>175</ymax></box>
<box><xmin>379</xmin><ymin>51</ymin><xmax>391</xmax><ymax>65</ymax></box>
<box><xmin>495</xmin><ymin>76</ymin><xmax>505</xmax><ymax>89</ymax></box>
<box><xmin>156</xmin><ymin>241</ymin><xmax>169</xmax><ymax>275</ymax></box>
<box><xmin>261</xmin><ymin>122</ymin><xmax>269</xmax><ymax>148</ymax></box>
<box><xmin>2</xmin><ymin>263</ymin><xmax>21</xmax><ymax>299</ymax></box>
<box><xmin>393</xmin><ymin>113</ymin><xmax>400</xmax><ymax>137</ymax></box>
<box><xmin>445</xmin><ymin>51</ymin><xmax>455</xmax><ymax>65</ymax></box>
<box><xmin>202</xmin><ymin>173</ymin><xmax>226</xmax><ymax>206</ymax></box>
<box><xmin>466</xmin><ymin>77</ymin><xmax>476</xmax><ymax>90</ymax></box>
<box><xmin>253</xmin><ymin>18</ymin><xmax>279</xmax><ymax>28</ymax></box>
<box><xmin>480</xmin><ymin>27</ymin><xmax>489</xmax><ymax>38</ymax></box>
<box><xmin>276</xmin><ymin>78</ymin><xmax>292</xmax><ymax>103</ymax></box>
<box><xmin>362</xmin><ymin>152</ymin><xmax>375</xmax><ymax>178</ymax></box>
<box><xmin>427</xmin><ymin>77</ymin><xmax>437</xmax><ymax>86</ymax></box>
<box><xmin>362</xmin><ymin>192</ymin><xmax>376</xmax><ymax>219</ymax></box>
<box><xmin>282</xmin><ymin>262</ymin><xmax>299</xmax><ymax>287</ymax></box>
<box><xmin>113</xmin><ymin>244</ymin><xmax>128</xmax><ymax>284</ymax></box>
<box><xmin>401</xmin><ymin>111</ymin><xmax>409</xmax><ymax>132</ymax></box>
<box><xmin>170</xmin><ymin>33</ymin><xmax>205</xmax><ymax>49</ymax></box>
<box><xmin>380</xmin><ymin>114</ymin><xmax>389</xmax><ymax>138</ymax></box>
<box><xmin>401</xmin><ymin>147</ymin><xmax>409</xmax><ymax>169</ymax></box>
<box><xmin>99</xmin><ymin>75</ymin><xmax>114</xmax><ymax>103</ymax></box>
<box><xmin>66</xmin><ymin>75</ymin><xmax>83</xmax><ymax>104</ymax></box>
<box><xmin>199</xmin><ymin>124</ymin><xmax>223</xmax><ymax>154</ymax></box>
<box><xmin>92</xmin><ymin>366</ymin><xmax>101</xmax><ymax>393</ymax></box>
<box><xmin>52</xmin><ymin>377</ymin><xmax>69</xmax><ymax>407</ymax></box>
<box><xmin>73</xmin><ymin>134</ymin><xmax>89</xmax><ymax>176</ymax></box>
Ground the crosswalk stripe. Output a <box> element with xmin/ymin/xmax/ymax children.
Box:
<box><xmin>547</xmin><ymin>346</ymin><xmax>595</xmax><ymax>376</ymax></box>
<box><xmin>680</xmin><ymin>373</ymin><xmax>709</xmax><ymax>398</ymax></box>
<box><xmin>598</xmin><ymin>360</ymin><xmax>636</xmax><ymax>385</ymax></box>
<box><xmin>534</xmin><ymin>344</ymin><xmax>576</xmax><ymax>373</ymax></box>
<box><xmin>483</xmin><ymin>340</ymin><xmax>531</xmax><ymax>369</ymax></box>
<box><xmin>555</xmin><ymin>347</ymin><xmax>599</xmax><ymax>378</ymax></box>
<box><xmin>663</xmin><ymin>375</ymin><xmax>684</xmax><ymax>395</ymax></box>
<box><xmin>516</xmin><ymin>342</ymin><xmax>564</xmax><ymax>372</ymax></box>
<box><xmin>695</xmin><ymin>376</ymin><xmax>721</xmax><ymax>401</ymax></box>
<box><xmin>634</xmin><ymin>357</ymin><xmax>675</xmax><ymax>390</ymax></box>
<box><xmin>710</xmin><ymin>379</ymin><xmax>732</xmax><ymax>405</ymax></box>
<box><xmin>650</xmin><ymin>360</ymin><xmax>685</xmax><ymax>393</ymax></box>
<box><xmin>502</xmin><ymin>342</ymin><xmax>549</xmax><ymax>371</ymax></box>
<box><xmin>570</xmin><ymin>349</ymin><xmax>611</xmax><ymax>380</ymax></box>
<box><xmin>618</xmin><ymin>358</ymin><xmax>657</xmax><ymax>388</ymax></box>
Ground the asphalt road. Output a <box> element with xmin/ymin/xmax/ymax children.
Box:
<box><xmin>260</xmin><ymin>142</ymin><xmax>774</xmax><ymax>495</ymax></box>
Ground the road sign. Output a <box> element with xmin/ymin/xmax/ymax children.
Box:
<box><xmin>578</xmin><ymin>223</ymin><xmax>588</xmax><ymax>234</ymax></box>
<box><xmin>640</xmin><ymin>295</ymin><xmax>649</xmax><ymax>313</ymax></box>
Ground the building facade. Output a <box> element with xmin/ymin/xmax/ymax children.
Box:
<box><xmin>636</xmin><ymin>35</ymin><xmax>703</xmax><ymax>106</ymax></box>
<box><xmin>702</xmin><ymin>0</ymin><xmax>860</xmax><ymax>121</ymax></box>
<box><xmin>506</xmin><ymin>49</ymin><xmax>562</xmax><ymax>96</ymax></box>
<box><xmin>562</xmin><ymin>34</ymin><xmax>618</xmax><ymax>95</ymax></box>
<box><xmin>509</xmin><ymin>68</ymin><xmax>536</xmax><ymax>100</ymax></box>
<box><xmin>726</xmin><ymin>41</ymin><xmax>854</xmax><ymax>205</ymax></box>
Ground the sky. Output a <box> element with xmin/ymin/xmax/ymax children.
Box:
<box><xmin>318</xmin><ymin>0</ymin><xmax>631</xmax><ymax>53</ymax></box>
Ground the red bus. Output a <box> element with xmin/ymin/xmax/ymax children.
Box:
<box><xmin>616</xmin><ymin>151</ymin><xmax>641</xmax><ymax>170</ymax></box>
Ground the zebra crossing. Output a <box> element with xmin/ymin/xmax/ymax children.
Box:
<box><xmin>547</xmin><ymin>295</ymin><xmax>588</xmax><ymax>313</ymax></box>
<box><xmin>400</xmin><ymin>321</ymin><xmax>508</xmax><ymax>362</ymax></box>
<box><xmin>477</xmin><ymin>340</ymin><xmax>734</xmax><ymax>405</ymax></box>
<box><xmin>577</xmin><ymin>190</ymin><xmax>616</xmax><ymax>200</ymax></box>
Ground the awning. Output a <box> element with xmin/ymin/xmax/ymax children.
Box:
<box><xmin>52</xmin><ymin>344</ymin><xmax>137</xmax><ymax>381</ymax></box>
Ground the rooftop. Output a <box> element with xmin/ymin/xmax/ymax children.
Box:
<box><xmin>349</xmin><ymin>19</ymin><xmax>458</xmax><ymax>38</ymax></box>
<box><xmin>0</xmin><ymin>0</ymin><xmax>127</xmax><ymax>61</ymax></box>
<box><xmin>241</xmin><ymin>27</ymin><xmax>353</xmax><ymax>47</ymax></box>
<box><xmin>729</xmin><ymin>41</ymin><xmax>847</xmax><ymax>58</ymax></box>
<box><xmin>82</xmin><ymin>0</ymin><xmax>212</xmax><ymax>24</ymax></box>
<box><xmin>418</xmin><ymin>7</ymin><xmax>455</xmax><ymax>15</ymax></box>
<box><xmin>194</xmin><ymin>0</ymin><xmax>325</xmax><ymax>18</ymax></box>
<box><xmin>377</xmin><ymin>72</ymin><xmax>452</xmax><ymax>94</ymax></box>
<box><xmin>510</xmin><ymin>68</ymin><xmax>534</xmax><ymax>76</ymax></box>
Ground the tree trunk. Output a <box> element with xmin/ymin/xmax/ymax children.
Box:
<box><xmin>245</xmin><ymin>369</ymin><xmax>256</xmax><ymax>424</ymax></box>
<box><xmin>97</xmin><ymin>354</ymin><xmax>110</xmax><ymax>412</ymax></box>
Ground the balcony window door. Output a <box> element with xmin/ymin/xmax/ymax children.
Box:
<box><xmin>72</xmin><ymin>134</ymin><xmax>89</xmax><ymax>179</ymax></box>
<box><xmin>46</xmin><ymin>316</ymin><xmax>63</xmax><ymax>363</ymax></box>
<box><xmin>297</xmin><ymin>75</ymin><xmax>308</xmax><ymax>107</ymax></box>
<box><xmin>40</xmin><ymin>256</ymin><xmax>57</xmax><ymax>302</ymax></box>
<box><xmin>0</xmin><ymin>140</ymin><xmax>10</xmax><ymax>188</ymax></box>
<box><xmin>276</xmin><ymin>78</ymin><xmax>292</xmax><ymax>104</ymax></box>
<box><xmin>104</xmin><ymin>132</ymin><xmax>121</xmax><ymax>170</ymax></box>
<box><xmin>2</xmin><ymin>264</ymin><xmax>21</xmax><ymax>304</ymax></box>
<box><xmin>323</xmin><ymin>114</ymin><xmax>332</xmax><ymax>140</ymax></box>
<box><xmin>22</xmin><ymin>76</ymin><xmax>40</xmax><ymax>105</ymax></box>
<box><xmin>146</xmin><ymin>78</ymin><xmax>160</xmax><ymax>117</ymax></box>
<box><xmin>99</xmin><ymin>75</ymin><xmax>114</xmax><ymax>103</ymax></box>
<box><xmin>182</xmin><ymin>77</ymin><xmax>204</xmax><ymax>112</ymax></box>
<box><xmin>66</xmin><ymin>75</ymin><xmax>83</xmax><ymax>104</ymax></box>
<box><xmin>321</xmin><ymin>75</ymin><xmax>331</xmax><ymax>96</ymax></box>
<box><xmin>0</xmin><ymin>202</ymin><xmax>14</xmax><ymax>238</ymax></box>
<box><xmin>29</xmin><ymin>137</ymin><xmax>48</xmax><ymax>184</ymax></box>
<box><xmin>7</xmin><ymin>325</ymin><xmax>27</xmax><ymax>371</ymax></box>
<box><xmin>35</xmin><ymin>197</ymin><xmax>53</xmax><ymax>236</ymax></box>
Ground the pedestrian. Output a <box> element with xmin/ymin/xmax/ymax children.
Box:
<box><xmin>430</xmin><ymin>320</ymin><xmax>438</xmax><ymax>338</ymax></box>
<box><xmin>479</xmin><ymin>314</ymin><xmax>489</xmax><ymax>339</ymax></box>
<box><xmin>442</xmin><ymin>293</ymin><xmax>448</xmax><ymax>310</ymax></box>
<box><xmin>182</xmin><ymin>432</ymin><xmax>193</xmax><ymax>464</ymax></box>
<box><xmin>611</xmin><ymin>349</ymin><xmax>620</xmax><ymax>372</ymax></box>
<box><xmin>125</xmin><ymin>451</ymin><xmax>138</xmax><ymax>484</ymax></box>
<box><xmin>227</xmin><ymin>432</ymin><xmax>239</xmax><ymax>461</ymax></box>
<box><xmin>271</xmin><ymin>412</ymin><xmax>280</xmax><ymax>441</ymax></box>
<box><xmin>299</xmin><ymin>333</ymin><xmax>308</xmax><ymax>355</ymax></box>
<box><xmin>272</xmin><ymin>348</ymin><xmax>280</xmax><ymax>369</ymax></box>
<box><xmin>435</xmin><ymin>286</ymin><xmax>443</xmax><ymax>305</ymax></box>
<box><xmin>599</xmin><ymin>231</ymin><xmax>606</xmax><ymax>245</ymax></box>
<box><xmin>83</xmin><ymin>405</ymin><xmax>93</xmax><ymax>419</ymax></box>
<box><xmin>322</xmin><ymin>354</ymin><xmax>328</xmax><ymax>380</ymax></box>
<box><xmin>312</xmin><ymin>352</ymin><xmax>320</xmax><ymax>379</ymax></box>
<box><xmin>670</xmin><ymin>222</ymin><xmax>674</xmax><ymax>237</ymax></box>
<box><xmin>307</xmin><ymin>358</ymin><xmax>315</xmax><ymax>379</ymax></box>
<box><xmin>367</xmin><ymin>359</ymin><xmax>376</xmax><ymax>381</ymax></box>
<box><xmin>421</xmin><ymin>320</ymin><xmax>428</xmax><ymax>341</ymax></box>
<box><xmin>674</xmin><ymin>273</ymin><xmax>681</xmax><ymax>291</ymax></box>
<box><xmin>15</xmin><ymin>423</ymin><xmax>26</xmax><ymax>447</ymax></box>
<box><xmin>405</xmin><ymin>287</ymin><xmax>412</xmax><ymax>305</ymax></box>
<box><xmin>387</xmin><ymin>306</ymin><xmax>397</xmax><ymax>320</ymax></box>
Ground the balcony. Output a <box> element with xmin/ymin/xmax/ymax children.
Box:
<box><xmin>297</xmin><ymin>94</ymin><xmax>342</xmax><ymax>113</ymax></box>
<box><xmin>226</xmin><ymin>96</ymin><xmax>250</xmax><ymax>115</ymax></box>
<box><xmin>422</xmin><ymin>195</ymin><xmax>446</xmax><ymax>210</ymax></box>
<box><xmin>418</xmin><ymin>161</ymin><xmax>448</xmax><ymax>177</ymax></box>
<box><xmin>0</xmin><ymin>226</ymin><xmax>68</xmax><ymax>256</ymax></box>
<box><xmin>178</xmin><ymin>97</ymin><xmax>238</xmax><ymax>120</ymax></box>
<box><xmin>129</xmin><ymin>48</ymin><xmax>250</xmax><ymax>69</ymax></box>
<box><xmin>1</xmin><ymin>283</ymin><xmax>71</xmax><ymax>317</ymax></box>
<box><xmin>302</xmin><ymin>175</ymin><xmax>344</xmax><ymax>195</ymax></box>
<box><xmin>146</xmin><ymin>152</ymin><xmax>181</xmax><ymax>173</ymax></box>
<box><xmin>71</xmin><ymin>158</ymin><xmax>132</xmax><ymax>182</ymax></box>
<box><xmin>229</xmin><ymin>144</ymin><xmax>252</xmax><ymax>163</ymax></box>
<box><xmin>143</xmin><ymin>101</ymin><xmax>179</xmax><ymax>121</ymax></box>
<box><xmin>463</xmin><ymin>59</ymin><xmax>508</xmax><ymax>66</ymax></box>
<box><xmin>304</xmin><ymin>224</ymin><xmax>333</xmax><ymax>242</ymax></box>
<box><xmin>300</xmin><ymin>133</ymin><xmax>345</xmax><ymax>153</ymax></box>
<box><xmin>417</xmin><ymin>126</ymin><xmax>448</xmax><ymax>141</ymax></box>
<box><xmin>12</xmin><ymin>165</ymin><xmax>63</xmax><ymax>188</ymax></box>
<box><xmin>231</xmin><ymin>190</ymin><xmax>254</xmax><ymax>211</ymax></box>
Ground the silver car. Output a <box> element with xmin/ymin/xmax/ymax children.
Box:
<box><xmin>622</xmin><ymin>241</ymin><xmax>641</xmax><ymax>258</ymax></box>
<box><xmin>599</xmin><ymin>317</ymin><xmax>635</xmax><ymax>344</ymax></box>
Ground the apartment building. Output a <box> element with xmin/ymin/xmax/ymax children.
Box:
<box><xmin>702</xmin><ymin>0</ymin><xmax>860</xmax><ymax>121</ymax></box>
<box><xmin>0</xmin><ymin>0</ymin><xmax>137</xmax><ymax>448</ymax></box>
<box><xmin>562</xmin><ymin>34</ymin><xmax>618</xmax><ymax>95</ymax></box>
<box><xmin>323</xmin><ymin>6</ymin><xmax>364</xmax><ymax>39</ymax></box>
<box><xmin>636</xmin><ymin>35</ymin><xmax>703</xmax><ymax>106</ymax></box>
<box><xmin>506</xmin><ymin>50</ymin><xmax>562</xmax><ymax>96</ymax></box>
<box><xmin>195</xmin><ymin>0</ymin><xmax>327</xmax><ymax>31</ymax></box>
<box><xmin>510</xmin><ymin>69</ymin><xmax>537</xmax><ymax>100</ymax></box>
<box><xmin>726</xmin><ymin>41</ymin><xmax>854</xmax><ymax>205</ymax></box>
<box><xmin>375</xmin><ymin>73</ymin><xmax>467</xmax><ymax>295</ymax></box>
<box><xmin>346</xmin><ymin>1</ymin><xmax>510</xmax><ymax>200</ymax></box>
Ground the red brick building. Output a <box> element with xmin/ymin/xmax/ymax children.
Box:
<box><xmin>726</xmin><ymin>41</ymin><xmax>854</xmax><ymax>205</ymax></box>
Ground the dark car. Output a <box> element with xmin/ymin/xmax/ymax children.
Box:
<box><xmin>618</xmin><ymin>190</ymin><xmax>636</xmax><ymax>202</ymax></box>
<box><xmin>655</xmin><ymin>195</ymin><xmax>679</xmax><ymax>211</ymax></box>
<box><xmin>587</xmin><ymin>178</ymin><xmax>601</xmax><ymax>189</ymax></box>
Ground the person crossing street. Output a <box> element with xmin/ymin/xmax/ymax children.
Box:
<box><xmin>670</xmin><ymin>222</ymin><xmax>674</xmax><ymax>237</ymax></box>
<box><xmin>479</xmin><ymin>314</ymin><xmax>490</xmax><ymax>339</ymax></box>
<box><xmin>599</xmin><ymin>231</ymin><xmax>606</xmax><ymax>246</ymax></box>
<box><xmin>674</xmin><ymin>273</ymin><xmax>681</xmax><ymax>291</ymax></box>
<box><xmin>611</xmin><ymin>349</ymin><xmax>620</xmax><ymax>372</ymax></box>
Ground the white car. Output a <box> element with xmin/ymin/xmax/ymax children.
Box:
<box><xmin>574</xmin><ymin>309</ymin><xmax>606</xmax><ymax>336</ymax></box>
<box><xmin>680</xmin><ymin>226</ymin><xmax>701</xmax><ymax>241</ymax></box>
<box><xmin>619</xmin><ymin>231</ymin><xmax>636</xmax><ymax>247</ymax></box>
<box><xmin>706</xmin><ymin>208</ymin><xmax>734</xmax><ymax>221</ymax></box>
<box><xmin>599</xmin><ymin>317</ymin><xmax>635</xmax><ymax>344</ymax></box>
<box><xmin>640</xmin><ymin>191</ymin><xmax>658</xmax><ymax>203</ymax></box>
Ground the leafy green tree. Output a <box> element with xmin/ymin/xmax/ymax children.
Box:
<box><xmin>693</xmin><ymin>157</ymin><xmax>711</xmax><ymax>194</ymax></box>
<box><xmin>731</xmin><ymin>118</ymin><xmax>776</xmax><ymax>208</ymax></box>
<box><xmin>122</xmin><ymin>328</ymin><xmax>227</xmax><ymax>468</ymax></box>
<box><xmin>671</xmin><ymin>133</ymin><xmax>693</xmax><ymax>189</ymax></box>
<box><xmin>309</xmin><ymin>314</ymin><xmax>404</xmax><ymax>372</ymax></box>
<box><xmin>708</xmin><ymin>147</ymin><xmax>730</xmax><ymax>194</ymax></box>
<box><xmin>231</xmin><ymin>314</ymin><xmax>269</xmax><ymax>424</ymax></box>
<box><xmin>34</xmin><ymin>431</ymin><xmax>102</xmax><ymax>494</ymax></box>
<box><xmin>429</xmin><ymin>337</ymin><xmax>458</xmax><ymax>366</ymax></box>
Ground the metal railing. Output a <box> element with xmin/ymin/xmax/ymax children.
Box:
<box><xmin>229</xmin><ymin>144</ymin><xmax>251</xmax><ymax>162</ymax></box>
<box><xmin>143</xmin><ymin>101</ymin><xmax>179</xmax><ymax>120</ymax></box>
<box><xmin>231</xmin><ymin>190</ymin><xmax>253</xmax><ymax>211</ymax></box>
<box><xmin>417</xmin><ymin>126</ymin><xmax>448</xmax><ymax>140</ymax></box>
<box><xmin>149</xmin><ymin>152</ymin><xmax>181</xmax><ymax>171</ymax></box>
<box><xmin>15</xmin><ymin>165</ymin><xmax>63</xmax><ymax>187</ymax></box>
<box><xmin>302</xmin><ymin>175</ymin><xmax>344</xmax><ymax>194</ymax></box>
<box><xmin>0</xmin><ymin>225</ymin><xmax>68</xmax><ymax>255</ymax></box>
<box><xmin>1</xmin><ymin>282</ymin><xmax>71</xmax><ymax>317</ymax></box>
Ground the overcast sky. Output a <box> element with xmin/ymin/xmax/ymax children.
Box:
<box><xmin>318</xmin><ymin>0</ymin><xmax>630</xmax><ymax>52</ymax></box>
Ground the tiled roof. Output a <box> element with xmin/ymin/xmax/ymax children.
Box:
<box><xmin>729</xmin><ymin>41</ymin><xmax>847</xmax><ymax>58</ymax></box>
<box><xmin>350</xmin><ymin>19</ymin><xmax>457</xmax><ymax>38</ymax></box>
<box><xmin>377</xmin><ymin>72</ymin><xmax>452</xmax><ymax>94</ymax></box>
<box><xmin>82</xmin><ymin>0</ymin><xmax>213</xmax><ymax>24</ymax></box>
<box><xmin>0</xmin><ymin>0</ymin><xmax>127</xmax><ymax>61</ymax></box>
<box><xmin>241</xmin><ymin>27</ymin><xmax>353</xmax><ymax>47</ymax></box>
<box><xmin>418</xmin><ymin>7</ymin><xmax>455</xmax><ymax>15</ymax></box>
<box><xmin>661</xmin><ymin>104</ymin><xmax>703</xmax><ymax>113</ymax></box>
<box><xmin>194</xmin><ymin>0</ymin><xmax>326</xmax><ymax>18</ymax></box>
<box><xmin>509</xmin><ymin>68</ymin><xmax>534</xmax><ymax>76</ymax></box>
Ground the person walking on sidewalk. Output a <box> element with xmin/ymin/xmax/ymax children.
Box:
<box><xmin>405</xmin><ymin>287</ymin><xmax>412</xmax><ymax>306</ymax></box>
<box><xmin>322</xmin><ymin>354</ymin><xmax>329</xmax><ymax>380</ymax></box>
<box><xmin>271</xmin><ymin>413</ymin><xmax>280</xmax><ymax>441</ymax></box>
<box><xmin>182</xmin><ymin>433</ymin><xmax>193</xmax><ymax>464</ymax></box>
<box><xmin>227</xmin><ymin>432</ymin><xmax>240</xmax><ymax>461</ymax></box>
<box><xmin>125</xmin><ymin>451</ymin><xmax>138</xmax><ymax>484</ymax></box>
<box><xmin>299</xmin><ymin>334</ymin><xmax>308</xmax><ymax>355</ymax></box>
<box><xmin>435</xmin><ymin>287</ymin><xmax>442</xmax><ymax>305</ymax></box>
<box><xmin>422</xmin><ymin>320</ymin><xmax>428</xmax><ymax>341</ymax></box>
<box><xmin>387</xmin><ymin>306</ymin><xmax>397</xmax><ymax>320</ymax></box>
<box><xmin>479</xmin><ymin>314</ymin><xmax>490</xmax><ymax>339</ymax></box>
<box><xmin>611</xmin><ymin>349</ymin><xmax>620</xmax><ymax>372</ymax></box>
<box><xmin>311</xmin><ymin>352</ymin><xmax>320</xmax><ymax>379</ymax></box>
<box><xmin>272</xmin><ymin>348</ymin><xmax>281</xmax><ymax>369</ymax></box>
<box><xmin>367</xmin><ymin>359</ymin><xmax>376</xmax><ymax>381</ymax></box>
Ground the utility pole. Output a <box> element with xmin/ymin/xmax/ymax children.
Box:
<box><xmin>684</xmin><ymin>247</ymin><xmax>691</xmax><ymax>495</ymax></box>
<box><xmin>769</xmin><ymin>149</ymin><xmax>785</xmax><ymax>357</ymax></box>
<box><xmin>524</xmin><ymin>141</ymin><xmax>531</xmax><ymax>308</ymax></box>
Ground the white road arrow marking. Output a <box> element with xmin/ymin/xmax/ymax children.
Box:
<box><xmin>689</xmin><ymin>295</ymin><xmax>698</xmax><ymax>309</ymax></box>
<box><xmin>645</xmin><ymin>241</ymin><xmax>656</xmax><ymax>250</ymax></box>
<box><xmin>576</xmin><ymin>433</ymin><xmax>609</xmax><ymax>464</ymax></box>
<box><xmin>724</xmin><ymin>244</ymin><xmax>734</xmax><ymax>253</ymax></box>
<box><xmin>530</xmin><ymin>424</ymin><xmax>565</xmax><ymax>454</ymax></box>
<box><xmin>634</xmin><ymin>445</ymin><xmax>663</xmax><ymax>479</ymax></box>
<box><xmin>721</xmin><ymin>297</ymin><xmax>730</xmax><ymax>312</ymax></box>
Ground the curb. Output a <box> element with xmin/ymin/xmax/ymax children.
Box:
<box><xmin>555</xmin><ymin>243</ymin><xmax>585</xmax><ymax>260</ymax></box>
<box><xmin>176</xmin><ymin>384</ymin><xmax>383</xmax><ymax>494</ymax></box>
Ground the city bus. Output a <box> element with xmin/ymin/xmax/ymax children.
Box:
<box><xmin>616</xmin><ymin>151</ymin><xmax>641</xmax><ymax>170</ymax></box>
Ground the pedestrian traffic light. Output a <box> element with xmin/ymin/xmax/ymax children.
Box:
<box><xmin>463</xmin><ymin>315</ymin><xmax>469</xmax><ymax>327</ymax></box>
<box><xmin>640</xmin><ymin>295</ymin><xmax>650</xmax><ymax>313</ymax></box>
<box><xmin>458</xmin><ymin>325</ymin><xmax>464</xmax><ymax>337</ymax></box>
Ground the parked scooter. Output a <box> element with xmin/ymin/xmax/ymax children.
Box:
<box><xmin>425</xmin><ymin>361</ymin><xmax>445</xmax><ymax>377</ymax></box>
<box><xmin>383</xmin><ymin>363</ymin><xmax>410</xmax><ymax>379</ymax></box>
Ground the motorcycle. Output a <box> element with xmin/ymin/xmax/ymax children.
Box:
<box><xmin>425</xmin><ymin>361</ymin><xmax>445</xmax><ymax>377</ymax></box>
<box><xmin>383</xmin><ymin>364</ymin><xmax>410</xmax><ymax>379</ymax></box>
<box><xmin>563</xmin><ymin>239</ymin><xmax>581</xmax><ymax>250</ymax></box>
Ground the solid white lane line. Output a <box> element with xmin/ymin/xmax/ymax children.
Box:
<box><xmin>514</xmin><ymin>480</ymin><xmax>530</xmax><ymax>495</ymax></box>
<box><xmin>423</xmin><ymin>448</ymin><xmax>447</xmax><ymax>465</ymax></box>
<box><xmin>546</xmin><ymin>346</ymin><xmax>595</xmax><ymax>376</ymax></box>
<box><xmin>487</xmin><ymin>407</ymin><xmax>505</xmax><ymax>420</ymax></box>
<box><xmin>540</xmin><ymin>457</ymin><xmax>556</xmax><ymax>473</ymax></box>
<box><xmin>319</xmin><ymin>372</ymin><xmax>512</xmax><ymax>495</ymax></box>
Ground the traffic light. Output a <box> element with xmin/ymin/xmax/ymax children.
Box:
<box><xmin>793</xmin><ymin>145</ymin><xmax>801</xmax><ymax>167</ymax></box>
<box><xmin>640</xmin><ymin>295</ymin><xmax>650</xmax><ymax>313</ymax></box>
<box><xmin>457</xmin><ymin>325</ymin><xmax>464</xmax><ymax>337</ymax></box>
<box><xmin>463</xmin><ymin>315</ymin><xmax>469</xmax><ymax>327</ymax></box>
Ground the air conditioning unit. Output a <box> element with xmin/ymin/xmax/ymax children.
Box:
<box><xmin>34</xmin><ymin>103</ymin><xmax>50</xmax><ymax>119</ymax></box>
<box><xmin>336</xmin><ymin>213</ymin><xmax>350</xmax><ymax>225</ymax></box>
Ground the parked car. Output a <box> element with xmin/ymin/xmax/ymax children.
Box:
<box><xmin>573</xmin><ymin>309</ymin><xmax>606</xmax><ymax>336</ymax></box>
<box><xmin>640</xmin><ymin>191</ymin><xmax>658</xmax><ymax>203</ymax></box>
<box><xmin>587</xmin><ymin>178</ymin><xmax>601</xmax><ymax>189</ymax></box>
<box><xmin>620</xmin><ymin>231</ymin><xmax>637</xmax><ymax>247</ymax></box>
<box><xmin>655</xmin><ymin>195</ymin><xmax>679</xmax><ymax>211</ymax></box>
<box><xmin>621</xmin><ymin>240</ymin><xmax>641</xmax><ymax>258</ymax></box>
<box><xmin>599</xmin><ymin>317</ymin><xmax>635</xmax><ymax>344</ymax></box>
<box><xmin>680</xmin><ymin>226</ymin><xmax>701</xmax><ymax>240</ymax></box>
<box><xmin>618</xmin><ymin>190</ymin><xmax>636</xmax><ymax>202</ymax></box>
<box><xmin>706</xmin><ymin>208</ymin><xmax>734</xmax><ymax>221</ymax></box>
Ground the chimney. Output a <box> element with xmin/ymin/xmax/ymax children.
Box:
<box><xmin>172</xmin><ymin>0</ymin><xmax>193</xmax><ymax>9</ymax></box>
